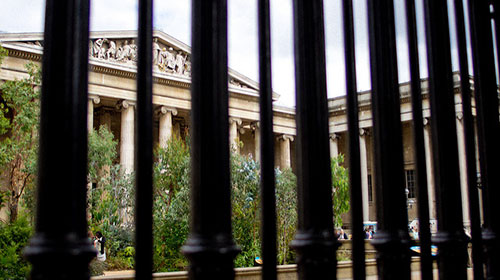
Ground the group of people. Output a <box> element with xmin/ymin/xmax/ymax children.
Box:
<box><xmin>364</xmin><ymin>228</ymin><xmax>375</xmax><ymax>239</ymax></box>
<box><xmin>335</xmin><ymin>227</ymin><xmax>377</xmax><ymax>240</ymax></box>
<box><xmin>88</xmin><ymin>231</ymin><xmax>106</xmax><ymax>261</ymax></box>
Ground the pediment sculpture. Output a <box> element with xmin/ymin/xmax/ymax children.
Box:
<box><xmin>89</xmin><ymin>37</ymin><xmax>192</xmax><ymax>77</ymax></box>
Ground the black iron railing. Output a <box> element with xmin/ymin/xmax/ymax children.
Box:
<box><xmin>25</xmin><ymin>0</ymin><xmax>500</xmax><ymax>279</ymax></box>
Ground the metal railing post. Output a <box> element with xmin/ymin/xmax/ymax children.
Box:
<box><xmin>135</xmin><ymin>0</ymin><xmax>154</xmax><ymax>278</ymax></box>
<box><xmin>366</xmin><ymin>0</ymin><xmax>411</xmax><ymax>278</ymax></box>
<box><xmin>258</xmin><ymin>0</ymin><xmax>278</xmax><ymax>279</ymax></box>
<box><xmin>24</xmin><ymin>0</ymin><xmax>95</xmax><ymax>279</ymax></box>
<box><xmin>290</xmin><ymin>1</ymin><xmax>339</xmax><ymax>279</ymax></box>
<box><xmin>423</xmin><ymin>0</ymin><xmax>469</xmax><ymax>278</ymax></box>
<box><xmin>404</xmin><ymin>0</ymin><xmax>433</xmax><ymax>278</ymax></box>
<box><xmin>182</xmin><ymin>0</ymin><xmax>239</xmax><ymax>279</ymax></box>
<box><xmin>342</xmin><ymin>0</ymin><xmax>366</xmax><ymax>279</ymax></box>
<box><xmin>468</xmin><ymin>0</ymin><xmax>500</xmax><ymax>277</ymax></box>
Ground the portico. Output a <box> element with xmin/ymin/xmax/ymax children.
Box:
<box><xmin>0</xmin><ymin>31</ymin><xmax>477</xmax><ymax>230</ymax></box>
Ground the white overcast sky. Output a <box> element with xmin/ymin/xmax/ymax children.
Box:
<box><xmin>1</xmin><ymin>0</ymin><xmax>462</xmax><ymax>107</ymax></box>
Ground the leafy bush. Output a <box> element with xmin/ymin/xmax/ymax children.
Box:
<box><xmin>0</xmin><ymin>216</ymin><xmax>33</xmax><ymax>280</ymax></box>
<box><xmin>275</xmin><ymin>168</ymin><xmax>297</xmax><ymax>264</ymax></box>
<box><xmin>0</xmin><ymin>62</ymin><xmax>40</xmax><ymax>223</ymax></box>
<box><xmin>87</xmin><ymin>125</ymin><xmax>135</xmax><ymax>269</ymax></box>
<box><xmin>153</xmin><ymin>137</ymin><xmax>190</xmax><ymax>271</ymax></box>
<box><xmin>231</xmin><ymin>153</ymin><xmax>261</xmax><ymax>267</ymax></box>
<box><xmin>331</xmin><ymin>154</ymin><xmax>350</xmax><ymax>227</ymax></box>
<box><xmin>89</xmin><ymin>259</ymin><xmax>107</xmax><ymax>276</ymax></box>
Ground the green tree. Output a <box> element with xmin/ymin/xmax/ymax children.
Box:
<box><xmin>88</xmin><ymin>125</ymin><xmax>118</xmax><ymax>182</ymax></box>
<box><xmin>275</xmin><ymin>168</ymin><xmax>297</xmax><ymax>264</ymax></box>
<box><xmin>331</xmin><ymin>154</ymin><xmax>350</xmax><ymax>227</ymax></box>
<box><xmin>231</xmin><ymin>153</ymin><xmax>261</xmax><ymax>267</ymax></box>
<box><xmin>0</xmin><ymin>61</ymin><xmax>40</xmax><ymax>223</ymax></box>
<box><xmin>154</xmin><ymin>135</ymin><xmax>190</xmax><ymax>217</ymax></box>
<box><xmin>153</xmin><ymin>136</ymin><xmax>191</xmax><ymax>271</ymax></box>
<box><xmin>87</xmin><ymin>125</ymin><xmax>135</xmax><ymax>267</ymax></box>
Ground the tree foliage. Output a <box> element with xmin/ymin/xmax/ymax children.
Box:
<box><xmin>0</xmin><ymin>46</ymin><xmax>7</xmax><ymax>67</ymax></box>
<box><xmin>0</xmin><ymin>215</ymin><xmax>33</xmax><ymax>280</ymax></box>
<box><xmin>275</xmin><ymin>168</ymin><xmax>297</xmax><ymax>264</ymax></box>
<box><xmin>153</xmin><ymin>136</ymin><xmax>191</xmax><ymax>271</ymax></box>
<box><xmin>0</xmin><ymin>61</ymin><xmax>40</xmax><ymax>223</ymax></box>
<box><xmin>151</xmin><ymin>139</ymin><xmax>300</xmax><ymax>270</ymax></box>
<box><xmin>331</xmin><ymin>154</ymin><xmax>350</xmax><ymax>227</ymax></box>
<box><xmin>88</xmin><ymin>125</ymin><xmax>118</xmax><ymax>182</ymax></box>
<box><xmin>231</xmin><ymin>153</ymin><xmax>261</xmax><ymax>267</ymax></box>
<box><xmin>87</xmin><ymin>126</ymin><xmax>135</xmax><ymax>267</ymax></box>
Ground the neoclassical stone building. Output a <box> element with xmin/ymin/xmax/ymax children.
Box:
<box><xmin>0</xmin><ymin>31</ymin><xmax>474</xmax><ymax>229</ymax></box>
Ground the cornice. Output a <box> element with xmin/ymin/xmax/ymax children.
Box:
<box><xmin>3</xmin><ymin>47</ymin><xmax>42</xmax><ymax>62</ymax></box>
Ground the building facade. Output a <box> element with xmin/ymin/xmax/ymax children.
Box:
<box><xmin>0</xmin><ymin>31</ymin><xmax>476</xmax><ymax>229</ymax></box>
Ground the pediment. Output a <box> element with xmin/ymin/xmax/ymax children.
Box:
<box><xmin>0</xmin><ymin>30</ymin><xmax>265</xmax><ymax>94</ymax></box>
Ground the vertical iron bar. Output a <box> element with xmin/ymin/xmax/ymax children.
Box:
<box><xmin>135</xmin><ymin>0</ymin><xmax>153</xmax><ymax>279</ymax></box>
<box><xmin>366</xmin><ymin>0</ymin><xmax>411</xmax><ymax>279</ymax></box>
<box><xmin>182</xmin><ymin>0</ymin><xmax>239</xmax><ymax>279</ymax></box>
<box><xmin>24</xmin><ymin>0</ymin><xmax>95</xmax><ymax>279</ymax></box>
<box><xmin>423</xmin><ymin>0</ymin><xmax>469</xmax><ymax>278</ymax></box>
<box><xmin>342</xmin><ymin>0</ymin><xmax>366</xmax><ymax>279</ymax></box>
<box><xmin>468</xmin><ymin>0</ymin><xmax>500</xmax><ymax>278</ymax></box>
<box><xmin>403</xmin><ymin>0</ymin><xmax>433</xmax><ymax>278</ymax></box>
<box><xmin>258</xmin><ymin>0</ymin><xmax>277</xmax><ymax>279</ymax></box>
<box><xmin>290</xmin><ymin>0</ymin><xmax>339</xmax><ymax>279</ymax></box>
<box><xmin>453</xmin><ymin>0</ymin><xmax>485</xmax><ymax>278</ymax></box>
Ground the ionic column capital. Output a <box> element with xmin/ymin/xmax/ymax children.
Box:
<box><xmin>250</xmin><ymin>121</ymin><xmax>260</xmax><ymax>130</ymax></box>
<box><xmin>116</xmin><ymin>100</ymin><xmax>135</xmax><ymax>111</ymax></box>
<box><xmin>330</xmin><ymin>133</ymin><xmax>340</xmax><ymax>141</ymax></box>
<box><xmin>359</xmin><ymin>128</ymin><xmax>369</xmax><ymax>136</ymax></box>
<box><xmin>229</xmin><ymin>117</ymin><xmax>242</xmax><ymax>126</ymax></box>
<box><xmin>88</xmin><ymin>95</ymin><xmax>101</xmax><ymax>105</ymax></box>
<box><xmin>277</xmin><ymin>134</ymin><xmax>294</xmax><ymax>142</ymax></box>
<box><xmin>157</xmin><ymin>106</ymin><xmax>178</xmax><ymax>116</ymax></box>
<box><xmin>423</xmin><ymin>117</ymin><xmax>430</xmax><ymax>126</ymax></box>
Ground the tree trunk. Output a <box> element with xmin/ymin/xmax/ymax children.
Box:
<box><xmin>8</xmin><ymin>196</ymin><xmax>19</xmax><ymax>223</ymax></box>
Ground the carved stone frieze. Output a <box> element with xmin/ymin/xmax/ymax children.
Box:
<box><xmin>88</xmin><ymin>37</ymin><xmax>192</xmax><ymax>78</ymax></box>
<box><xmin>5</xmin><ymin>35</ymin><xmax>252</xmax><ymax>89</ymax></box>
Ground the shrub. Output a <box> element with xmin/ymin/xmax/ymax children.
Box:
<box><xmin>89</xmin><ymin>259</ymin><xmax>107</xmax><ymax>276</ymax></box>
<box><xmin>231</xmin><ymin>153</ymin><xmax>261</xmax><ymax>267</ymax></box>
<box><xmin>153</xmin><ymin>137</ymin><xmax>191</xmax><ymax>272</ymax></box>
<box><xmin>0</xmin><ymin>216</ymin><xmax>33</xmax><ymax>280</ymax></box>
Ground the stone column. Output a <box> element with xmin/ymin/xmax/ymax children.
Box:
<box><xmin>158</xmin><ymin>106</ymin><xmax>178</xmax><ymax>149</ymax></box>
<box><xmin>456</xmin><ymin>113</ymin><xmax>471</xmax><ymax>227</ymax></box>
<box><xmin>252</xmin><ymin>122</ymin><xmax>260</xmax><ymax>162</ymax></box>
<box><xmin>329</xmin><ymin>133</ymin><xmax>339</xmax><ymax>158</ymax></box>
<box><xmin>423</xmin><ymin>118</ymin><xmax>437</xmax><ymax>220</ymax></box>
<box><xmin>359</xmin><ymin>128</ymin><xmax>370</xmax><ymax>222</ymax></box>
<box><xmin>229</xmin><ymin>117</ymin><xmax>242</xmax><ymax>152</ymax></box>
<box><xmin>118</xmin><ymin>100</ymin><xmax>135</xmax><ymax>174</ymax></box>
<box><xmin>88</xmin><ymin>96</ymin><xmax>100</xmax><ymax>131</ymax></box>
<box><xmin>278</xmin><ymin>135</ymin><xmax>294</xmax><ymax>169</ymax></box>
